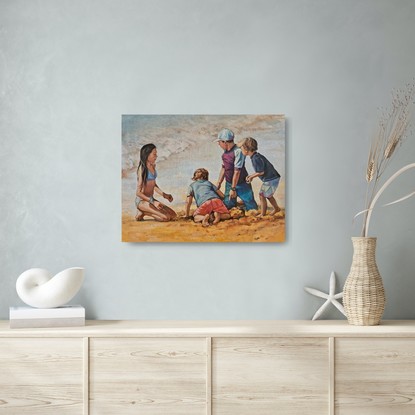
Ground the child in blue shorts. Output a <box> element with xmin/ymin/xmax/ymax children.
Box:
<box><xmin>237</xmin><ymin>137</ymin><xmax>281</xmax><ymax>217</ymax></box>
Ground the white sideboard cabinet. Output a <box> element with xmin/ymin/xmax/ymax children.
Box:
<box><xmin>1</xmin><ymin>320</ymin><xmax>415</xmax><ymax>414</ymax></box>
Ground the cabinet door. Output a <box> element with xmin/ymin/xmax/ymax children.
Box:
<box><xmin>89</xmin><ymin>338</ymin><xmax>207</xmax><ymax>415</ymax></box>
<box><xmin>0</xmin><ymin>338</ymin><xmax>84</xmax><ymax>415</ymax></box>
<box><xmin>212</xmin><ymin>337</ymin><xmax>329</xmax><ymax>415</ymax></box>
<box><xmin>335</xmin><ymin>338</ymin><xmax>415</xmax><ymax>415</ymax></box>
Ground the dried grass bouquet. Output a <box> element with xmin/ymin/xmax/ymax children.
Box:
<box><xmin>356</xmin><ymin>81</ymin><xmax>415</xmax><ymax>236</ymax></box>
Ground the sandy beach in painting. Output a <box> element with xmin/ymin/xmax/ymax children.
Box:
<box><xmin>122</xmin><ymin>208</ymin><xmax>285</xmax><ymax>243</ymax></box>
<box><xmin>122</xmin><ymin>115</ymin><xmax>285</xmax><ymax>243</ymax></box>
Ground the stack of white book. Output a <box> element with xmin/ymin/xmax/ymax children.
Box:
<box><xmin>9</xmin><ymin>305</ymin><xmax>85</xmax><ymax>329</ymax></box>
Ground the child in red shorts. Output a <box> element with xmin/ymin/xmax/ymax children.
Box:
<box><xmin>185</xmin><ymin>168</ymin><xmax>231</xmax><ymax>227</ymax></box>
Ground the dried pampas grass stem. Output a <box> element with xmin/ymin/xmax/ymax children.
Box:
<box><xmin>360</xmin><ymin>81</ymin><xmax>415</xmax><ymax>237</ymax></box>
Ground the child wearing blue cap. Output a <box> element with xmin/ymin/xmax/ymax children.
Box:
<box><xmin>214</xmin><ymin>128</ymin><xmax>258</xmax><ymax>211</ymax></box>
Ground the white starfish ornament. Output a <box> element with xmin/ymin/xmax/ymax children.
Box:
<box><xmin>304</xmin><ymin>271</ymin><xmax>346</xmax><ymax>320</ymax></box>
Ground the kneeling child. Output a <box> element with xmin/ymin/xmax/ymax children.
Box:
<box><xmin>185</xmin><ymin>168</ymin><xmax>231</xmax><ymax>227</ymax></box>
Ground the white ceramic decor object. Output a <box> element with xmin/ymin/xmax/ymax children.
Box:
<box><xmin>16</xmin><ymin>267</ymin><xmax>84</xmax><ymax>308</ymax></box>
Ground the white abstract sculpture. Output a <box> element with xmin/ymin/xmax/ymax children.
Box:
<box><xmin>16</xmin><ymin>267</ymin><xmax>84</xmax><ymax>308</ymax></box>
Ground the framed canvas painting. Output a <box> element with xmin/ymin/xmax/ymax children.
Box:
<box><xmin>122</xmin><ymin>114</ymin><xmax>285</xmax><ymax>242</ymax></box>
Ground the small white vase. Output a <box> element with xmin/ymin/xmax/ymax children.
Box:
<box><xmin>16</xmin><ymin>267</ymin><xmax>84</xmax><ymax>308</ymax></box>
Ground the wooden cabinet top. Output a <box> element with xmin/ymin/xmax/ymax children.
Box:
<box><xmin>1</xmin><ymin>320</ymin><xmax>415</xmax><ymax>337</ymax></box>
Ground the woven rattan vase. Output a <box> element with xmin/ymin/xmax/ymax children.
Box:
<box><xmin>343</xmin><ymin>237</ymin><xmax>385</xmax><ymax>326</ymax></box>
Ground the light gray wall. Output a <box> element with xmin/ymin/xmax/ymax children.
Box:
<box><xmin>1</xmin><ymin>0</ymin><xmax>415</xmax><ymax>320</ymax></box>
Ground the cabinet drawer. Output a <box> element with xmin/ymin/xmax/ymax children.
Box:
<box><xmin>0</xmin><ymin>338</ymin><xmax>83</xmax><ymax>415</ymax></box>
<box><xmin>335</xmin><ymin>338</ymin><xmax>415</xmax><ymax>415</ymax></box>
<box><xmin>89</xmin><ymin>338</ymin><xmax>207</xmax><ymax>415</ymax></box>
<box><xmin>212</xmin><ymin>337</ymin><xmax>329</xmax><ymax>415</ymax></box>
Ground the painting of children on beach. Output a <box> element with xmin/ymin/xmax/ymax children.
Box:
<box><xmin>122</xmin><ymin>114</ymin><xmax>285</xmax><ymax>242</ymax></box>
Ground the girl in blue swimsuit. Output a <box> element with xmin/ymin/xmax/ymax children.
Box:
<box><xmin>135</xmin><ymin>143</ymin><xmax>177</xmax><ymax>222</ymax></box>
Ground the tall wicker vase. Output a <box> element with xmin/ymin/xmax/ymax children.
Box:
<box><xmin>343</xmin><ymin>237</ymin><xmax>386</xmax><ymax>326</ymax></box>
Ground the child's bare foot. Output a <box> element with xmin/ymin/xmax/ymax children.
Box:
<box><xmin>212</xmin><ymin>212</ymin><xmax>220</xmax><ymax>225</ymax></box>
<box><xmin>202</xmin><ymin>214</ymin><xmax>210</xmax><ymax>227</ymax></box>
<box><xmin>135</xmin><ymin>210</ymin><xmax>145</xmax><ymax>221</ymax></box>
<box><xmin>270</xmin><ymin>207</ymin><xmax>281</xmax><ymax>216</ymax></box>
